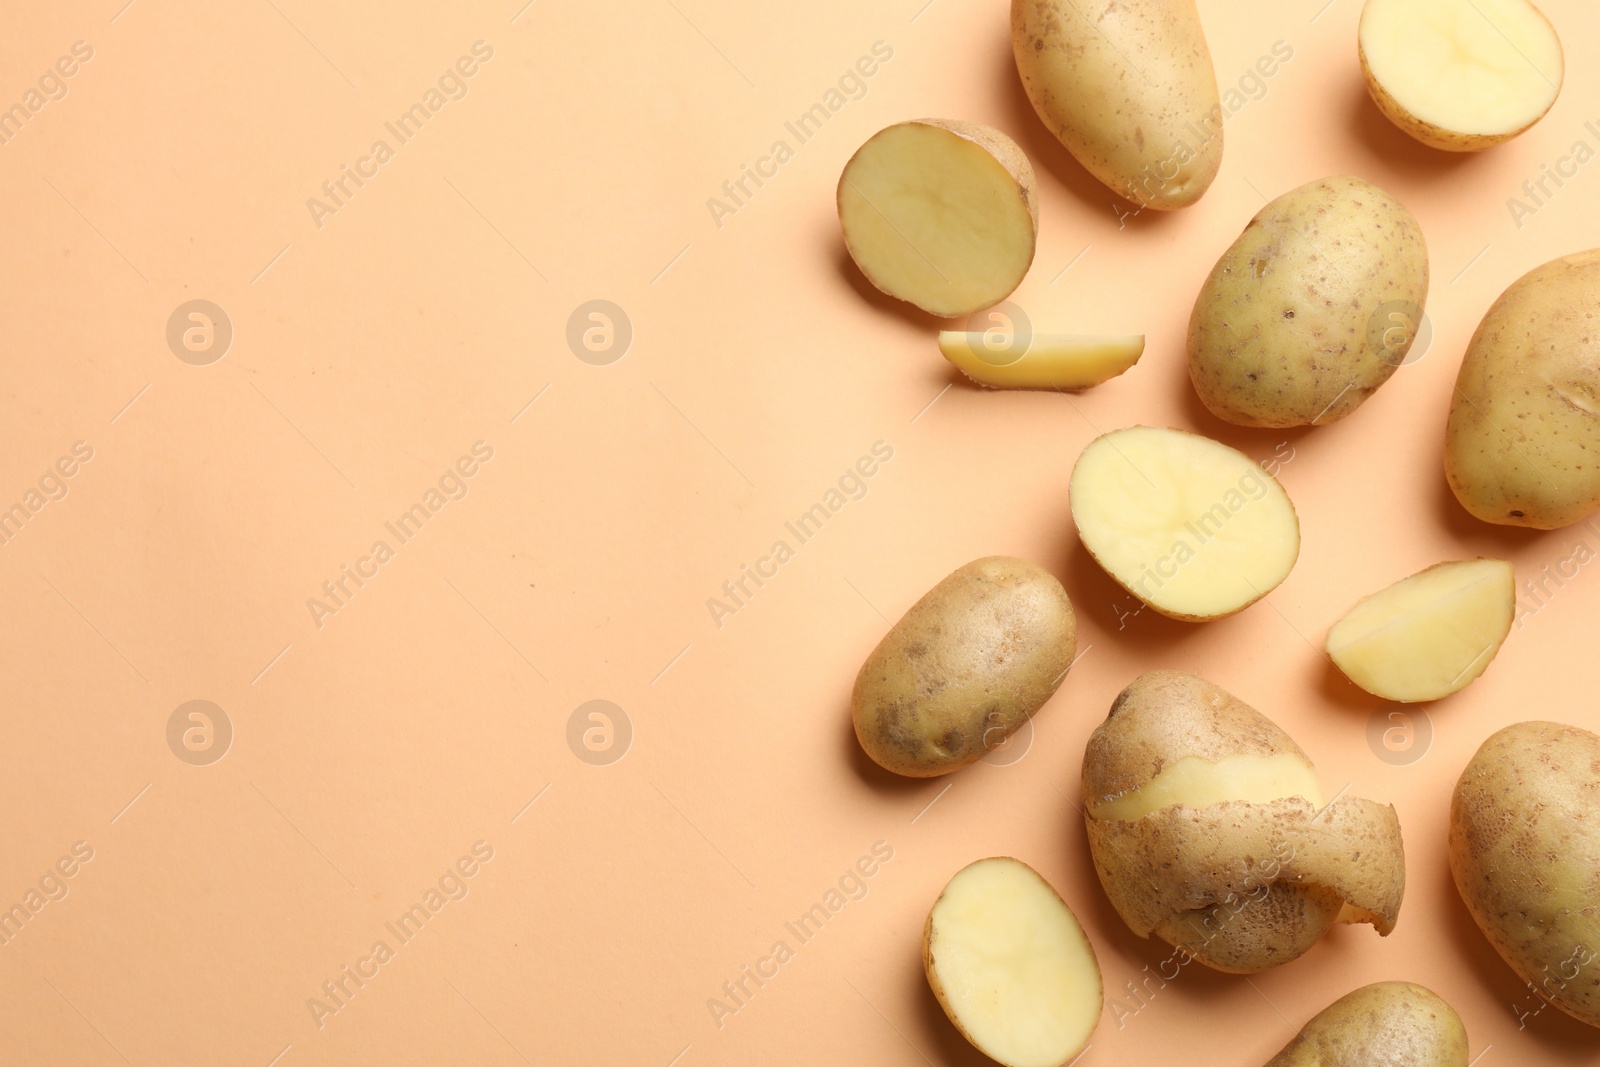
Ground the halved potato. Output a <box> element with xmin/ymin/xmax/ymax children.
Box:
<box><xmin>1326</xmin><ymin>559</ymin><xmax>1514</xmax><ymax>702</ymax></box>
<box><xmin>939</xmin><ymin>333</ymin><xmax>1143</xmax><ymax>389</ymax></box>
<box><xmin>838</xmin><ymin>120</ymin><xmax>1037</xmax><ymax>318</ymax></box>
<box><xmin>1069</xmin><ymin>427</ymin><xmax>1300</xmax><ymax>620</ymax></box>
<box><xmin>925</xmin><ymin>857</ymin><xmax>1101</xmax><ymax>1067</ymax></box>
<box><xmin>1359</xmin><ymin>0</ymin><xmax>1563</xmax><ymax>151</ymax></box>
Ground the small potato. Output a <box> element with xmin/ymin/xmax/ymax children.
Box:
<box><xmin>1188</xmin><ymin>176</ymin><xmax>1429</xmax><ymax>427</ymax></box>
<box><xmin>1360</xmin><ymin>0</ymin><xmax>1563</xmax><ymax>152</ymax></box>
<box><xmin>838</xmin><ymin>120</ymin><xmax>1038</xmax><ymax>318</ymax></box>
<box><xmin>1445</xmin><ymin>249</ymin><xmax>1600</xmax><ymax>528</ymax></box>
<box><xmin>1011</xmin><ymin>0</ymin><xmax>1223</xmax><ymax>209</ymax></box>
<box><xmin>851</xmin><ymin>557</ymin><xmax>1075</xmax><ymax>777</ymax></box>
<box><xmin>1264</xmin><ymin>982</ymin><xmax>1468</xmax><ymax>1067</ymax></box>
<box><xmin>1450</xmin><ymin>721</ymin><xmax>1600</xmax><ymax>1028</ymax></box>
<box><xmin>925</xmin><ymin>857</ymin><xmax>1101</xmax><ymax>1067</ymax></box>
<box><xmin>1326</xmin><ymin>559</ymin><xmax>1514</xmax><ymax>702</ymax></box>
<box><xmin>1082</xmin><ymin>671</ymin><xmax>1406</xmax><ymax>973</ymax></box>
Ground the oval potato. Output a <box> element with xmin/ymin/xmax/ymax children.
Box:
<box><xmin>1011</xmin><ymin>0</ymin><xmax>1223</xmax><ymax>210</ymax></box>
<box><xmin>851</xmin><ymin>557</ymin><xmax>1075</xmax><ymax>777</ymax></box>
<box><xmin>1450</xmin><ymin>721</ymin><xmax>1600</xmax><ymax>1028</ymax></box>
<box><xmin>1445</xmin><ymin>249</ymin><xmax>1600</xmax><ymax>528</ymax></box>
<box><xmin>1188</xmin><ymin>176</ymin><xmax>1429</xmax><ymax>427</ymax></box>
<box><xmin>1264</xmin><ymin>981</ymin><xmax>1468</xmax><ymax>1067</ymax></box>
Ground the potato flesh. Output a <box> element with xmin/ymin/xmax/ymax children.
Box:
<box><xmin>839</xmin><ymin>123</ymin><xmax>1035</xmax><ymax>318</ymax></box>
<box><xmin>1070</xmin><ymin>428</ymin><xmax>1299</xmax><ymax>619</ymax></box>
<box><xmin>928</xmin><ymin>859</ymin><xmax>1100</xmax><ymax>1067</ymax></box>
<box><xmin>939</xmin><ymin>333</ymin><xmax>1144</xmax><ymax>389</ymax></box>
<box><xmin>1361</xmin><ymin>0</ymin><xmax>1561</xmax><ymax>140</ymax></box>
<box><xmin>1327</xmin><ymin>560</ymin><xmax>1514</xmax><ymax>702</ymax></box>
<box><xmin>1089</xmin><ymin>753</ymin><xmax>1323</xmax><ymax>821</ymax></box>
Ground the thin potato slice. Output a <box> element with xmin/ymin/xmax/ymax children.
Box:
<box><xmin>838</xmin><ymin>120</ymin><xmax>1037</xmax><ymax>318</ymax></box>
<box><xmin>1359</xmin><ymin>0</ymin><xmax>1563</xmax><ymax>151</ymax></box>
<box><xmin>939</xmin><ymin>332</ymin><xmax>1143</xmax><ymax>389</ymax></box>
<box><xmin>1069</xmin><ymin>427</ymin><xmax>1299</xmax><ymax>620</ymax></box>
<box><xmin>925</xmin><ymin>858</ymin><xmax>1101</xmax><ymax>1067</ymax></box>
<box><xmin>1326</xmin><ymin>559</ymin><xmax>1514</xmax><ymax>702</ymax></box>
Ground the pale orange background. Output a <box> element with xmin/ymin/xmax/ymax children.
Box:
<box><xmin>0</xmin><ymin>0</ymin><xmax>1597</xmax><ymax>1064</ymax></box>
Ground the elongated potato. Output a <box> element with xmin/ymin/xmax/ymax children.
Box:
<box><xmin>1446</xmin><ymin>249</ymin><xmax>1600</xmax><ymax>528</ymax></box>
<box><xmin>1011</xmin><ymin>0</ymin><xmax>1222</xmax><ymax>209</ymax></box>
<box><xmin>1069</xmin><ymin>427</ymin><xmax>1300</xmax><ymax>620</ymax></box>
<box><xmin>939</xmin><ymin>332</ymin><xmax>1143</xmax><ymax>389</ymax></box>
<box><xmin>1360</xmin><ymin>0</ymin><xmax>1563</xmax><ymax>151</ymax></box>
<box><xmin>1264</xmin><ymin>982</ymin><xmax>1468</xmax><ymax>1067</ymax></box>
<box><xmin>838</xmin><ymin>120</ymin><xmax>1037</xmax><ymax>318</ymax></box>
<box><xmin>1450</xmin><ymin>721</ymin><xmax>1600</xmax><ymax>1028</ymax></box>
<box><xmin>852</xmin><ymin>557</ymin><xmax>1075</xmax><ymax>777</ymax></box>
<box><xmin>1083</xmin><ymin>671</ymin><xmax>1407</xmax><ymax>973</ymax></box>
<box><xmin>925</xmin><ymin>858</ymin><xmax>1101</xmax><ymax>1067</ymax></box>
<box><xmin>1326</xmin><ymin>559</ymin><xmax>1514</xmax><ymax>702</ymax></box>
<box><xmin>1188</xmin><ymin>176</ymin><xmax>1429</xmax><ymax>427</ymax></box>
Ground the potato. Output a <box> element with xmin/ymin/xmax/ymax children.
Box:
<box><xmin>1360</xmin><ymin>0</ymin><xmax>1563</xmax><ymax>152</ymax></box>
<box><xmin>838</xmin><ymin>120</ymin><xmax>1037</xmax><ymax>318</ymax></box>
<box><xmin>1450</xmin><ymin>721</ymin><xmax>1600</xmax><ymax>1028</ymax></box>
<box><xmin>1069</xmin><ymin>426</ymin><xmax>1299</xmax><ymax>621</ymax></box>
<box><xmin>1326</xmin><ymin>559</ymin><xmax>1514</xmax><ymax>702</ymax></box>
<box><xmin>1263</xmin><ymin>982</ymin><xmax>1468</xmax><ymax>1067</ymax></box>
<box><xmin>925</xmin><ymin>857</ymin><xmax>1101</xmax><ymax>1067</ymax></box>
<box><xmin>1011</xmin><ymin>0</ymin><xmax>1222</xmax><ymax>209</ymax></box>
<box><xmin>939</xmin><ymin>332</ymin><xmax>1144</xmax><ymax>389</ymax></box>
<box><xmin>851</xmin><ymin>557</ymin><xmax>1075</xmax><ymax>777</ymax></box>
<box><xmin>1188</xmin><ymin>176</ymin><xmax>1429</xmax><ymax>427</ymax></box>
<box><xmin>1445</xmin><ymin>249</ymin><xmax>1600</xmax><ymax>528</ymax></box>
<box><xmin>1083</xmin><ymin>671</ymin><xmax>1407</xmax><ymax>973</ymax></box>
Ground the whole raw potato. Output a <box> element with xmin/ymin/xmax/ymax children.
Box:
<box><xmin>852</xmin><ymin>557</ymin><xmax>1075</xmax><ymax>777</ymax></box>
<box><xmin>1011</xmin><ymin>0</ymin><xmax>1223</xmax><ymax>210</ymax></box>
<box><xmin>1188</xmin><ymin>176</ymin><xmax>1429</xmax><ymax>427</ymax></box>
<box><xmin>1450</xmin><ymin>721</ymin><xmax>1600</xmax><ymax>1028</ymax></box>
<box><xmin>1263</xmin><ymin>981</ymin><xmax>1468</xmax><ymax>1067</ymax></box>
<box><xmin>1445</xmin><ymin>249</ymin><xmax>1600</xmax><ymax>528</ymax></box>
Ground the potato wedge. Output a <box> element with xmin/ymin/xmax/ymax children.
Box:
<box><xmin>939</xmin><ymin>333</ymin><xmax>1143</xmax><ymax>389</ymax></box>
<box><xmin>925</xmin><ymin>857</ymin><xmax>1101</xmax><ymax>1067</ymax></box>
<box><xmin>1326</xmin><ymin>559</ymin><xmax>1514</xmax><ymax>702</ymax></box>
<box><xmin>838</xmin><ymin>120</ymin><xmax>1037</xmax><ymax>318</ymax></box>
<box><xmin>1360</xmin><ymin>0</ymin><xmax>1563</xmax><ymax>151</ymax></box>
<box><xmin>1069</xmin><ymin>427</ymin><xmax>1299</xmax><ymax>620</ymax></box>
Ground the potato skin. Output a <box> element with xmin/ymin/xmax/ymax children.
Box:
<box><xmin>1011</xmin><ymin>0</ymin><xmax>1222</xmax><ymax>210</ymax></box>
<box><xmin>1264</xmin><ymin>981</ymin><xmax>1468</xmax><ymax>1067</ymax></box>
<box><xmin>852</xmin><ymin>557</ymin><xmax>1075</xmax><ymax>777</ymax></box>
<box><xmin>1445</xmin><ymin>250</ymin><xmax>1600</xmax><ymax>529</ymax></box>
<box><xmin>1188</xmin><ymin>176</ymin><xmax>1428</xmax><ymax>427</ymax></box>
<box><xmin>1450</xmin><ymin>721</ymin><xmax>1600</xmax><ymax>1028</ymax></box>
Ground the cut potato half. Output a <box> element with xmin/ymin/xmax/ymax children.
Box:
<box><xmin>939</xmin><ymin>332</ymin><xmax>1144</xmax><ymax>389</ymax></box>
<box><xmin>924</xmin><ymin>858</ymin><xmax>1101</xmax><ymax>1067</ymax></box>
<box><xmin>1069</xmin><ymin>427</ymin><xmax>1300</xmax><ymax>620</ymax></box>
<box><xmin>839</xmin><ymin>120</ymin><xmax>1038</xmax><ymax>318</ymax></box>
<box><xmin>1359</xmin><ymin>0</ymin><xmax>1563</xmax><ymax>151</ymax></box>
<box><xmin>1326</xmin><ymin>559</ymin><xmax>1514</xmax><ymax>702</ymax></box>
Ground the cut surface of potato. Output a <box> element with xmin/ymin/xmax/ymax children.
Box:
<box><xmin>925</xmin><ymin>858</ymin><xmax>1101</xmax><ymax>1067</ymax></box>
<box><xmin>1088</xmin><ymin>752</ymin><xmax>1323</xmax><ymax>821</ymax></box>
<box><xmin>1360</xmin><ymin>0</ymin><xmax>1563</xmax><ymax>151</ymax></box>
<box><xmin>1070</xmin><ymin>427</ymin><xmax>1299</xmax><ymax>620</ymax></box>
<box><xmin>839</xmin><ymin>120</ymin><xmax>1037</xmax><ymax>318</ymax></box>
<box><xmin>1327</xmin><ymin>559</ymin><xmax>1514</xmax><ymax>702</ymax></box>
<box><xmin>939</xmin><ymin>332</ymin><xmax>1143</xmax><ymax>389</ymax></box>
